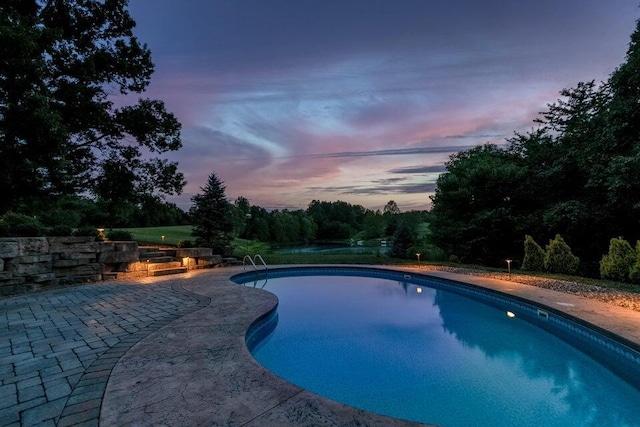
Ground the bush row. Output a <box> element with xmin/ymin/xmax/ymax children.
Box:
<box><xmin>0</xmin><ymin>212</ymin><xmax>132</xmax><ymax>241</ymax></box>
<box><xmin>522</xmin><ymin>234</ymin><xmax>580</xmax><ymax>275</ymax></box>
<box><xmin>599</xmin><ymin>237</ymin><xmax>640</xmax><ymax>283</ymax></box>
<box><xmin>523</xmin><ymin>234</ymin><xmax>640</xmax><ymax>284</ymax></box>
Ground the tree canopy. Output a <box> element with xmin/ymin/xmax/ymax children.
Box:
<box><xmin>429</xmin><ymin>18</ymin><xmax>640</xmax><ymax>274</ymax></box>
<box><xmin>0</xmin><ymin>0</ymin><xmax>184</xmax><ymax>215</ymax></box>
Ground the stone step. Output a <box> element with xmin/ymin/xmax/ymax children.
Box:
<box><xmin>147</xmin><ymin>261</ymin><xmax>183</xmax><ymax>271</ymax></box>
<box><xmin>138</xmin><ymin>246</ymin><xmax>160</xmax><ymax>254</ymax></box>
<box><xmin>145</xmin><ymin>256</ymin><xmax>175</xmax><ymax>263</ymax></box>
<box><xmin>102</xmin><ymin>272</ymin><xmax>119</xmax><ymax>281</ymax></box>
<box><xmin>149</xmin><ymin>267</ymin><xmax>188</xmax><ymax>277</ymax></box>
<box><xmin>139</xmin><ymin>251</ymin><xmax>166</xmax><ymax>259</ymax></box>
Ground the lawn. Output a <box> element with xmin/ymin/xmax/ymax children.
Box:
<box><xmin>115</xmin><ymin>226</ymin><xmax>638</xmax><ymax>295</ymax></box>
<box><xmin>117</xmin><ymin>225</ymin><xmax>193</xmax><ymax>245</ymax></box>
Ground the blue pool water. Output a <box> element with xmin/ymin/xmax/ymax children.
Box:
<box><xmin>234</xmin><ymin>268</ymin><xmax>640</xmax><ymax>427</ymax></box>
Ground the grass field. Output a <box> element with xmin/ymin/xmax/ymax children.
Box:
<box><xmin>117</xmin><ymin>225</ymin><xmax>193</xmax><ymax>245</ymax></box>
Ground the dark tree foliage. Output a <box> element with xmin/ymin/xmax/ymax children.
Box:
<box><xmin>429</xmin><ymin>144</ymin><xmax>528</xmax><ymax>266</ymax></box>
<box><xmin>190</xmin><ymin>173</ymin><xmax>233</xmax><ymax>255</ymax></box>
<box><xmin>306</xmin><ymin>200</ymin><xmax>367</xmax><ymax>240</ymax></box>
<box><xmin>0</xmin><ymin>0</ymin><xmax>185</xmax><ymax>215</ymax></box>
<box><xmin>390</xmin><ymin>221</ymin><xmax>415</xmax><ymax>259</ymax></box>
<box><xmin>231</xmin><ymin>196</ymin><xmax>251</xmax><ymax>237</ymax></box>
<box><xmin>430</xmin><ymin>18</ymin><xmax>640</xmax><ymax>274</ymax></box>
<box><xmin>242</xmin><ymin>205</ymin><xmax>271</xmax><ymax>241</ymax></box>
<box><xmin>383</xmin><ymin>200</ymin><xmax>401</xmax><ymax>215</ymax></box>
<box><xmin>131</xmin><ymin>196</ymin><xmax>189</xmax><ymax>227</ymax></box>
<box><xmin>269</xmin><ymin>210</ymin><xmax>317</xmax><ymax>244</ymax></box>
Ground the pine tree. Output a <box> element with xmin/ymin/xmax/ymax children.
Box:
<box><xmin>629</xmin><ymin>241</ymin><xmax>640</xmax><ymax>284</ymax></box>
<box><xmin>544</xmin><ymin>234</ymin><xmax>580</xmax><ymax>274</ymax></box>
<box><xmin>599</xmin><ymin>237</ymin><xmax>636</xmax><ymax>282</ymax></box>
<box><xmin>522</xmin><ymin>235</ymin><xmax>545</xmax><ymax>271</ymax></box>
<box><xmin>190</xmin><ymin>173</ymin><xmax>233</xmax><ymax>255</ymax></box>
<box><xmin>390</xmin><ymin>221</ymin><xmax>415</xmax><ymax>258</ymax></box>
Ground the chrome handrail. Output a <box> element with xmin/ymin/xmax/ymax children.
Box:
<box><xmin>243</xmin><ymin>254</ymin><xmax>268</xmax><ymax>270</ymax></box>
<box><xmin>254</xmin><ymin>254</ymin><xmax>268</xmax><ymax>270</ymax></box>
<box><xmin>242</xmin><ymin>255</ymin><xmax>257</xmax><ymax>270</ymax></box>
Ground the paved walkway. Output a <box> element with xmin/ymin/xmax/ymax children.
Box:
<box><xmin>0</xmin><ymin>278</ymin><xmax>209</xmax><ymax>426</ymax></box>
<box><xmin>1</xmin><ymin>266</ymin><xmax>639</xmax><ymax>426</ymax></box>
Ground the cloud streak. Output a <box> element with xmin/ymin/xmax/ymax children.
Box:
<box><xmin>127</xmin><ymin>1</ymin><xmax>639</xmax><ymax>211</ymax></box>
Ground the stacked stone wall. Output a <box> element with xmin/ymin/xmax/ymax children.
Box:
<box><xmin>0</xmin><ymin>237</ymin><xmax>139</xmax><ymax>296</ymax></box>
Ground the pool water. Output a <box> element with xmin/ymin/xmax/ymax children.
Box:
<box><xmin>237</xmin><ymin>270</ymin><xmax>640</xmax><ymax>427</ymax></box>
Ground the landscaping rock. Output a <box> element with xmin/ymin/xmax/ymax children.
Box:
<box><xmin>6</xmin><ymin>259</ymin><xmax>52</xmax><ymax>275</ymax></box>
<box><xmin>0</xmin><ymin>240</ymin><xmax>19</xmax><ymax>258</ymax></box>
<box><xmin>49</xmin><ymin>242</ymin><xmax>100</xmax><ymax>253</ymax></box>
<box><xmin>18</xmin><ymin>237</ymin><xmax>50</xmax><ymax>255</ymax></box>
<box><xmin>47</xmin><ymin>236</ymin><xmax>95</xmax><ymax>244</ymax></box>
<box><xmin>176</xmin><ymin>248</ymin><xmax>213</xmax><ymax>258</ymax></box>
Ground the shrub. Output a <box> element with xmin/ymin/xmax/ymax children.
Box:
<box><xmin>46</xmin><ymin>225</ymin><xmax>73</xmax><ymax>236</ymax></box>
<box><xmin>630</xmin><ymin>241</ymin><xmax>640</xmax><ymax>284</ymax></box>
<box><xmin>522</xmin><ymin>235</ymin><xmax>545</xmax><ymax>271</ymax></box>
<box><xmin>449</xmin><ymin>254</ymin><xmax>461</xmax><ymax>264</ymax></box>
<box><xmin>39</xmin><ymin>208</ymin><xmax>82</xmax><ymax>228</ymax></box>
<box><xmin>0</xmin><ymin>212</ymin><xmax>46</xmax><ymax>237</ymax></box>
<box><xmin>72</xmin><ymin>226</ymin><xmax>104</xmax><ymax>240</ymax></box>
<box><xmin>599</xmin><ymin>237</ymin><xmax>636</xmax><ymax>282</ymax></box>
<box><xmin>106</xmin><ymin>229</ymin><xmax>133</xmax><ymax>241</ymax></box>
<box><xmin>177</xmin><ymin>240</ymin><xmax>193</xmax><ymax>248</ymax></box>
<box><xmin>409</xmin><ymin>244</ymin><xmax>447</xmax><ymax>262</ymax></box>
<box><xmin>544</xmin><ymin>234</ymin><xmax>580</xmax><ymax>274</ymax></box>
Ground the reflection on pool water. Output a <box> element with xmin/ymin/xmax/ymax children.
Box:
<box><xmin>234</xmin><ymin>268</ymin><xmax>640</xmax><ymax>427</ymax></box>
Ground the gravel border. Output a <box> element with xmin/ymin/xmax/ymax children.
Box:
<box><xmin>407</xmin><ymin>265</ymin><xmax>640</xmax><ymax>312</ymax></box>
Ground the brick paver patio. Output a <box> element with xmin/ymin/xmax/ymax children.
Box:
<box><xmin>0</xmin><ymin>280</ymin><xmax>209</xmax><ymax>426</ymax></box>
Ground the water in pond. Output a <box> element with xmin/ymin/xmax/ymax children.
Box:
<box><xmin>245</xmin><ymin>274</ymin><xmax>640</xmax><ymax>427</ymax></box>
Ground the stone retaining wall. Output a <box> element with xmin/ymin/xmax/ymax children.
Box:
<box><xmin>0</xmin><ymin>237</ymin><xmax>139</xmax><ymax>296</ymax></box>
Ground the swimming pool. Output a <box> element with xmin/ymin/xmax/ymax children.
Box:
<box><xmin>233</xmin><ymin>267</ymin><xmax>640</xmax><ymax>427</ymax></box>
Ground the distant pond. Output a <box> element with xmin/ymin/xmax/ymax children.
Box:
<box><xmin>274</xmin><ymin>244</ymin><xmax>389</xmax><ymax>255</ymax></box>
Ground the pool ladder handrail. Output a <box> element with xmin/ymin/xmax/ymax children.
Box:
<box><xmin>243</xmin><ymin>254</ymin><xmax>268</xmax><ymax>271</ymax></box>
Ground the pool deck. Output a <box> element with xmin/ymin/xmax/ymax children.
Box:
<box><xmin>1</xmin><ymin>265</ymin><xmax>639</xmax><ymax>426</ymax></box>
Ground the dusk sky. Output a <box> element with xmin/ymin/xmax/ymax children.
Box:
<box><xmin>127</xmin><ymin>1</ymin><xmax>638</xmax><ymax>212</ymax></box>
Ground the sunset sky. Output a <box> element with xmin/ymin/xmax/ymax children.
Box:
<box><xmin>127</xmin><ymin>1</ymin><xmax>638</xmax><ymax>212</ymax></box>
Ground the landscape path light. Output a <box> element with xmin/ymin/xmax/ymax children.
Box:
<box><xmin>506</xmin><ymin>259</ymin><xmax>512</xmax><ymax>280</ymax></box>
<box><xmin>416</xmin><ymin>253</ymin><xmax>421</xmax><ymax>262</ymax></box>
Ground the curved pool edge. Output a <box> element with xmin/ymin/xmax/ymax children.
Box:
<box><xmin>238</xmin><ymin>265</ymin><xmax>640</xmax><ymax>394</ymax></box>
<box><xmin>237</xmin><ymin>265</ymin><xmax>640</xmax><ymax>351</ymax></box>
<box><xmin>99</xmin><ymin>265</ymin><xmax>640</xmax><ymax>426</ymax></box>
<box><xmin>100</xmin><ymin>266</ymin><xmax>432</xmax><ymax>427</ymax></box>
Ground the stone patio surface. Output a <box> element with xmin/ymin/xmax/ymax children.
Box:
<box><xmin>1</xmin><ymin>265</ymin><xmax>639</xmax><ymax>426</ymax></box>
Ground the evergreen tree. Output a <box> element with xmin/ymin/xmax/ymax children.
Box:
<box><xmin>522</xmin><ymin>235</ymin><xmax>545</xmax><ymax>271</ymax></box>
<box><xmin>390</xmin><ymin>221</ymin><xmax>415</xmax><ymax>259</ymax></box>
<box><xmin>599</xmin><ymin>237</ymin><xmax>636</xmax><ymax>282</ymax></box>
<box><xmin>629</xmin><ymin>241</ymin><xmax>640</xmax><ymax>284</ymax></box>
<box><xmin>190</xmin><ymin>173</ymin><xmax>233</xmax><ymax>255</ymax></box>
<box><xmin>544</xmin><ymin>234</ymin><xmax>580</xmax><ymax>275</ymax></box>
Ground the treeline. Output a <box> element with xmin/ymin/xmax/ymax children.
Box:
<box><xmin>0</xmin><ymin>195</ymin><xmax>189</xmax><ymax>236</ymax></box>
<box><xmin>188</xmin><ymin>173</ymin><xmax>432</xmax><ymax>257</ymax></box>
<box><xmin>429</xmin><ymin>18</ymin><xmax>640</xmax><ymax>276</ymax></box>
<box><xmin>231</xmin><ymin>198</ymin><xmax>429</xmax><ymax>246</ymax></box>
